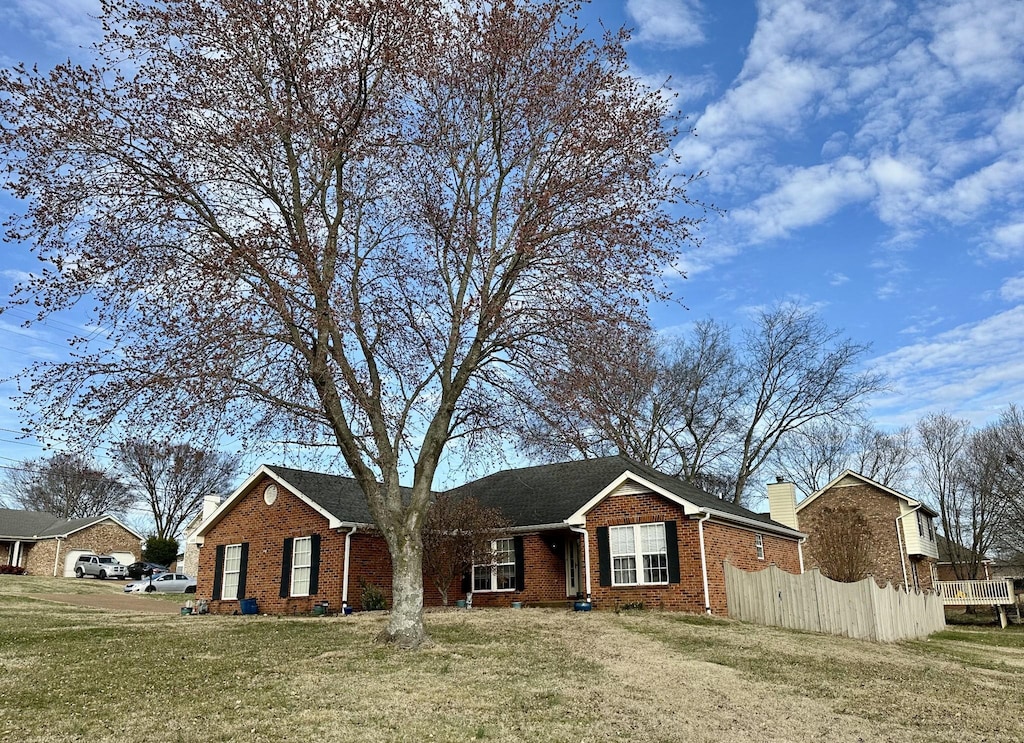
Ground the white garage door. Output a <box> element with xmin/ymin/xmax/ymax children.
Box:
<box><xmin>63</xmin><ymin>550</ymin><xmax>95</xmax><ymax>577</ymax></box>
<box><xmin>110</xmin><ymin>552</ymin><xmax>135</xmax><ymax>566</ymax></box>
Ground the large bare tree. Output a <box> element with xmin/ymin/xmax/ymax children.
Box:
<box><xmin>770</xmin><ymin>419</ymin><xmax>915</xmax><ymax>496</ymax></box>
<box><xmin>518</xmin><ymin>305</ymin><xmax>883</xmax><ymax>503</ymax></box>
<box><xmin>0</xmin><ymin>0</ymin><xmax>698</xmax><ymax>646</ymax></box>
<box><xmin>112</xmin><ymin>439</ymin><xmax>239</xmax><ymax>540</ymax></box>
<box><xmin>0</xmin><ymin>454</ymin><xmax>133</xmax><ymax>519</ymax></box>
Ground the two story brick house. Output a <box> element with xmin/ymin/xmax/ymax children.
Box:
<box><xmin>194</xmin><ymin>456</ymin><xmax>805</xmax><ymax>616</ymax></box>
<box><xmin>768</xmin><ymin>470</ymin><xmax>939</xmax><ymax>591</ymax></box>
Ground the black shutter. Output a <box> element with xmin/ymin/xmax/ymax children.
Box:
<box><xmin>212</xmin><ymin>544</ymin><xmax>225</xmax><ymax>600</ymax></box>
<box><xmin>514</xmin><ymin>536</ymin><xmax>525</xmax><ymax>592</ymax></box>
<box><xmin>309</xmin><ymin>534</ymin><xmax>321</xmax><ymax>595</ymax></box>
<box><xmin>237</xmin><ymin>543</ymin><xmax>249</xmax><ymax>599</ymax></box>
<box><xmin>597</xmin><ymin>526</ymin><xmax>611</xmax><ymax>587</ymax></box>
<box><xmin>461</xmin><ymin>570</ymin><xmax>471</xmax><ymax>593</ymax></box>
<box><xmin>664</xmin><ymin>521</ymin><xmax>680</xmax><ymax>584</ymax></box>
<box><xmin>280</xmin><ymin>538</ymin><xmax>294</xmax><ymax>598</ymax></box>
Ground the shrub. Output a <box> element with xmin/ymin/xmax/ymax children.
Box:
<box><xmin>142</xmin><ymin>536</ymin><xmax>179</xmax><ymax>567</ymax></box>
<box><xmin>0</xmin><ymin>565</ymin><xmax>26</xmax><ymax>575</ymax></box>
<box><xmin>360</xmin><ymin>580</ymin><xmax>387</xmax><ymax>611</ymax></box>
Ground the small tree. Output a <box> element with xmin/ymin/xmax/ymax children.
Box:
<box><xmin>422</xmin><ymin>493</ymin><xmax>510</xmax><ymax>605</ymax></box>
<box><xmin>806</xmin><ymin>505</ymin><xmax>874</xmax><ymax>583</ymax></box>
<box><xmin>142</xmin><ymin>535</ymin><xmax>179</xmax><ymax>567</ymax></box>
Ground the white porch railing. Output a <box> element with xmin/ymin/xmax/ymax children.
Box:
<box><xmin>934</xmin><ymin>579</ymin><xmax>1015</xmax><ymax>606</ymax></box>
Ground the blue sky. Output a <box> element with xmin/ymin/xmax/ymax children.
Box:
<box><xmin>1</xmin><ymin>0</ymin><xmax>1023</xmax><ymax>482</ymax></box>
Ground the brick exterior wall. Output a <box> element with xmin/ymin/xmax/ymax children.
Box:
<box><xmin>799</xmin><ymin>483</ymin><xmax>936</xmax><ymax>591</ymax></box>
<box><xmin>18</xmin><ymin>521</ymin><xmax>141</xmax><ymax>577</ymax></box>
<box><xmin>198</xmin><ymin>475</ymin><xmax>587</xmax><ymax>614</ymax></box>
<box><xmin>198</xmin><ymin>478</ymin><xmax>349</xmax><ymax>615</ymax></box>
<box><xmin>583</xmin><ymin>491</ymin><xmax>801</xmax><ymax>615</ymax></box>
<box><xmin>198</xmin><ymin>475</ymin><xmax>802</xmax><ymax>616</ymax></box>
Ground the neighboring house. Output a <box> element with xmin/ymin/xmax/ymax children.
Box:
<box><xmin>0</xmin><ymin>508</ymin><xmax>144</xmax><ymax>577</ymax></box>
<box><xmin>181</xmin><ymin>495</ymin><xmax>222</xmax><ymax>577</ymax></box>
<box><xmin>768</xmin><ymin>470</ymin><xmax>939</xmax><ymax>591</ymax></box>
<box><xmin>194</xmin><ymin>456</ymin><xmax>804</xmax><ymax>616</ymax></box>
<box><xmin>935</xmin><ymin>534</ymin><xmax>993</xmax><ymax>581</ymax></box>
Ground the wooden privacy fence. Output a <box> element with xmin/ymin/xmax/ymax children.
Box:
<box><xmin>724</xmin><ymin>562</ymin><xmax>946</xmax><ymax>642</ymax></box>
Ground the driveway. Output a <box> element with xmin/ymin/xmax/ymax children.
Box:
<box><xmin>29</xmin><ymin>593</ymin><xmax>187</xmax><ymax>614</ymax></box>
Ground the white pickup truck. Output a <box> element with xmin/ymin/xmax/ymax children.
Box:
<box><xmin>74</xmin><ymin>554</ymin><xmax>128</xmax><ymax>580</ymax></box>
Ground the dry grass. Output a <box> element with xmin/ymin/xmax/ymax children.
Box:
<box><xmin>1</xmin><ymin>577</ymin><xmax>1022</xmax><ymax>742</ymax></box>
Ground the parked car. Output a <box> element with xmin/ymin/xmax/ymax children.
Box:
<box><xmin>126</xmin><ymin>561</ymin><xmax>169</xmax><ymax>580</ymax></box>
<box><xmin>74</xmin><ymin>554</ymin><xmax>128</xmax><ymax>580</ymax></box>
<box><xmin>124</xmin><ymin>573</ymin><xmax>197</xmax><ymax>594</ymax></box>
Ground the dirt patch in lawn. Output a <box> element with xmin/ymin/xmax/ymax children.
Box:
<box><xmin>27</xmin><ymin>592</ymin><xmax>187</xmax><ymax>614</ymax></box>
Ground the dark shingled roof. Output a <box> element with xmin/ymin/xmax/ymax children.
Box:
<box><xmin>263</xmin><ymin>465</ymin><xmax>414</xmax><ymax>525</ymax></box>
<box><xmin>443</xmin><ymin>455</ymin><xmax>794</xmax><ymax>531</ymax></box>
<box><xmin>0</xmin><ymin>509</ymin><xmax>108</xmax><ymax>540</ymax></box>
<box><xmin>256</xmin><ymin>456</ymin><xmax>797</xmax><ymax>536</ymax></box>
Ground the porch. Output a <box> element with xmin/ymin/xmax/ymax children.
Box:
<box><xmin>934</xmin><ymin>578</ymin><xmax>1019</xmax><ymax>627</ymax></box>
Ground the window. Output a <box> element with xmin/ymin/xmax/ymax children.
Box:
<box><xmin>927</xmin><ymin>517</ymin><xmax>934</xmax><ymax>541</ymax></box>
<box><xmin>291</xmin><ymin>537</ymin><xmax>312</xmax><ymax>596</ymax></box>
<box><xmin>222</xmin><ymin>544</ymin><xmax>242</xmax><ymax>600</ymax></box>
<box><xmin>609</xmin><ymin>523</ymin><xmax>668</xmax><ymax>586</ymax></box>
<box><xmin>917</xmin><ymin>512</ymin><xmax>925</xmax><ymax>538</ymax></box>
<box><xmin>755</xmin><ymin>533</ymin><xmax>765</xmax><ymax>561</ymax></box>
<box><xmin>473</xmin><ymin>538</ymin><xmax>515</xmax><ymax>592</ymax></box>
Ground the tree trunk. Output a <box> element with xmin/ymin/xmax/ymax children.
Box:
<box><xmin>381</xmin><ymin>530</ymin><xmax>428</xmax><ymax>649</ymax></box>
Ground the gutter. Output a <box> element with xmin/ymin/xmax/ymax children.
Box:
<box><xmin>697</xmin><ymin>513</ymin><xmax>712</xmax><ymax>614</ymax></box>
<box><xmin>701</xmin><ymin>507</ymin><xmax>805</xmax><ymax>540</ymax></box>
<box><xmin>52</xmin><ymin>536</ymin><xmax>64</xmax><ymax>577</ymax></box>
<box><xmin>504</xmin><ymin>522</ymin><xmax>567</xmax><ymax>534</ymax></box>
<box><xmin>341</xmin><ymin>524</ymin><xmax>359</xmax><ymax>612</ymax></box>
<box><xmin>568</xmin><ymin>525</ymin><xmax>591</xmax><ymax>602</ymax></box>
<box><xmin>895</xmin><ymin>508</ymin><xmax>914</xmax><ymax>592</ymax></box>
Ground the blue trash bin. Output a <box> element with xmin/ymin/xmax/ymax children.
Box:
<box><xmin>240</xmin><ymin>597</ymin><xmax>258</xmax><ymax>615</ymax></box>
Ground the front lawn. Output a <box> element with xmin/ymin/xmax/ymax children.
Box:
<box><xmin>1</xmin><ymin>578</ymin><xmax>1022</xmax><ymax>742</ymax></box>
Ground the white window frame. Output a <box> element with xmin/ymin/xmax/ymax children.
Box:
<box><xmin>609</xmin><ymin>523</ymin><xmax>669</xmax><ymax>587</ymax></box>
<box><xmin>290</xmin><ymin>536</ymin><xmax>313</xmax><ymax>597</ymax></box>
<box><xmin>222</xmin><ymin>543</ymin><xmax>242</xmax><ymax>601</ymax></box>
<box><xmin>472</xmin><ymin>538</ymin><xmax>516</xmax><ymax>593</ymax></box>
<box><xmin>755</xmin><ymin>533</ymin><xmax>765</xmax><ymax>561</ymax></box>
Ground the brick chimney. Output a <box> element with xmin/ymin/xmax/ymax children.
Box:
<box><xmin>767</xmin><ymin>477</ymin><xmax>799</xmax><ymax>530</ymax></box>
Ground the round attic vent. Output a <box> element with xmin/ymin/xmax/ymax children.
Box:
<box><xmin>264</xmin><ymin>483</ymin><xmax>278</xmax><ymax>506</ymax></box>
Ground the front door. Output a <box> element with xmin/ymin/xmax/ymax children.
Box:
<box><xmin>565</xmin><ymin>538</ymin><xmax>581</xmax><ymax>597</ymax></box>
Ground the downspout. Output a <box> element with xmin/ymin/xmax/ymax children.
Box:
<box><xmin>697</xmin><ymin>513</ymin><xmax>712</xmax><ymax>614</ymax></box>
<box><xmin>341</xmin><ymin>525</ymin><xmax>358</xmax><ymax>612</ymax></box>
<box><xmin>895</xmin><ymin>513</ymin><xmax>910</xmax><ymax>592</ymax></box>
<box><xmin>797</xmin><ymin>536</ymin><xmax>806</xmax><ymax>574</ymax></box>
<box><xmin>568</xmin><ymin>525</ymin><xmax>591</xmax><ymax>602</ymax></box>
<box><xmin>52</xmin><ymin>536</ymin><xmax>64</xmax><ymax>577</ymax></box>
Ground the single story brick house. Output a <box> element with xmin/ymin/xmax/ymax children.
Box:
<box><xmin>0</xmin><ymin>509</ymin><xmax>144</xmax><ymax>576</ymax></box>
<box><xmin>195</xmin><ymin>456</ymin><xmax>804</xmax><ymax>615</ymax></box>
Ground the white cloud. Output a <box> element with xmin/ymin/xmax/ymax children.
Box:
<box><xmin>1000</xmin><ymin>274</ymin><xmax>1024</xmax><ymax>301</ymax></box>
<box><xmin>984</xmin><ymin>220</ymin><xmax>1024</xmax><ymax>259</ymax></box>
<box><xmin>626</xmin><ymin>0</ymin><xmax>706</xmax><ymax>48</ymax></box>
<box><xmin>827</xmin><ymin>271</ymin><xmax>849</xmax><ymax>286</ymax></box>
<box><xmin>926</xmin><ymin>0</ymin><xmax>1024</xmax><ymax>87</ymax></box>
<box><xmin>7</xmin><ymin>0</ymin><xmax>102</xmax><ymax>51</ymax></box>
<box><xmin>869</xmin><ymin>306</ymin><xmax>1024</xmax><ymax>425</ymax></box>
<box><xmin>731</xmin><ymin>156</ymin><xmax>875</xmax><ymax>241</ymax></box>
